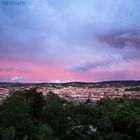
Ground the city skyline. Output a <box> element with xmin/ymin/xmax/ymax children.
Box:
<box><xmin>0</xmin><ymin>0</ymin><xmax>140</xmax><ymax>82</ymax></box>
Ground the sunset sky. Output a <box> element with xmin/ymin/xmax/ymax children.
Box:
<box><xmin>0</xmin><ymin>0</ymin><xmax>140</xmax><ymax>82</ymax></box>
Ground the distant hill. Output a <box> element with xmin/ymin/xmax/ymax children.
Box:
<box><xmin>0</xmin><ymin>82</ymin><xmax>35</xmax><ymax>87</ymax></box>
<box><xmin>57</xmin><ymin>80</ymin><xmax>140</xmax><ymax>87</ymax></box>
<box><xmin>0</xmin><ymin>80</ymin><xmax>140</xmax><ymax>88</ymax></box>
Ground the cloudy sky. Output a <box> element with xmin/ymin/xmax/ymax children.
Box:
<box><xmin>0</xmin><ymin>0</ymin><xmax>140</xmax><ymax>82</ymax></box>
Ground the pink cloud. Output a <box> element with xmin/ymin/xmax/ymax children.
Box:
<box><xmin>0</xmin><ymin>58</ymin><xmax>140</xmax><ymax>82</ymax></box>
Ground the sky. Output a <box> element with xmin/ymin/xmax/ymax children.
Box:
<box><xmin>0</xmin><ymin>0</ymin><xmax>140</xmax><ymax>82</ymax></box>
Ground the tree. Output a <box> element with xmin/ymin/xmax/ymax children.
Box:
<box><xmin>65</xmin><ymin>104</ymin><xmax>98</xmax><ymax>140</ymax></box>
<box><xmin>42</xmin><ymin>92</ymin><xmax>67</xmax><ymax>139</ymax></box>
<box><xmin>27</xmin><ymin>89</ymin><xmax>46</xmax><ymax>121</ymax></box>
<box><xmin>1</xmin><ymin>127</ymin><xmax>15</xmax><ymax>140</ymax></box>
<box><xmin>0</xmin><ymin>91</ymin><xmax>37</xmax><ymax>140</ymax></box>
<box><xmin>38</xmin><ymin>124</ymin><xmax>53</xmax><ymax>140</ymax></box>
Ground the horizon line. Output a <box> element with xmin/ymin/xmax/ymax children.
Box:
<box><xmin>0</xmin><ymin>80</ymin><xmax>140</xmax><ymax>84</ymax></box>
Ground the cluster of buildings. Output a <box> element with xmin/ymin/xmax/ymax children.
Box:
<box><xmin>0</xmin><ymin>84</ymin><xmax>140</xmax><ymax>104</ymax></box>
<box><xmin>0</xmin><ymin>86</ymin><xmax>26</xmax><ymax>103</ymax></box>
<box><xmin>0</xmin><ymin>88</ymin><xmax>9</xmax><ymax>103</ymax></box>
<box><xmin>38</xmin><ymin>85</ymin><xmax>140</xmax><ymax>103</ymax></box>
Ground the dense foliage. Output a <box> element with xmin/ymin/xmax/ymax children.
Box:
<box><xmin>0</xmin><ymin>89</ymin><xmax>140</xmax><ymax>140</ymax></box>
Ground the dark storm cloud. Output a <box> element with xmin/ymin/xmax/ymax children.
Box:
<box><xmin>66</xmin><ymin>60</ymin><xmax>111</xmax><ymax>73</ymax></box>
<box><xmin>66</xmin><ymin>62</ymin><xmax>99</xmax><ymax>72</ymax></box>
<box><xmin>19</xmin><ymin>68</ymin><xmax>32</xmax><ymax>74</ymax></box>
<box><xmin>98</xmin><ymin>30</ymin><xmax>140</xmax><ymax>49</ymax></box>
<box><xmin>0</xmin><ymin>67</ymin><xmax>14</xmax><ymax>72</ymax></box>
